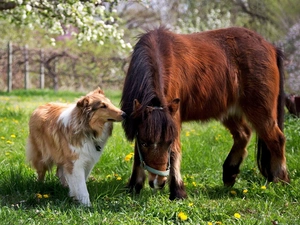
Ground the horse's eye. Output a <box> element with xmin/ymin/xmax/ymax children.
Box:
<box><xmin>100</xmin><ymin>104</ymin><xmax>107</xmax><ymax>108</ymax></box>
<box><xmin>141</xmin><ymin>142</ymin><xmax>148</xmax><ymax>148</ymax></box>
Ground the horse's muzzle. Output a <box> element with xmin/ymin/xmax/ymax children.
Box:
<box><xmin>148</xmin><ymin>174</ymin><xmax>167</xmax><ymax>189</ymax></box>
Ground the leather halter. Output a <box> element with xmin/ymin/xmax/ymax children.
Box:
<box><xmin>136</xmin><ymin>135</ymin><xmax>171</xmax><ymax>177</ymax></box>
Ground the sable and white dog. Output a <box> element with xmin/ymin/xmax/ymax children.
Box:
<box><xmin>26</xmin><ymin>87</ymin><xmax>126</xmax><ymax>206</ymax></box>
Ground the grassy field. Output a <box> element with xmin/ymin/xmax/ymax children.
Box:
<box><xmin>0</xmin><ymin>89</ymin><xmax>299</xmax><ymax>225</ymax></box>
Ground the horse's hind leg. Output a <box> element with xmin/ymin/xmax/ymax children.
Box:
<box><xmin>252</xmin><ymin>119</ymin><xmax>289</xmax><ymax>183</ymax></box>
<box><xmin>222</xmin><ymin>116</ymin><xmax>252</xmax><ymax>186</ymax></box>
<box><xmin>243</xmin><ymin>101</ymin><xmax>289</xmax><ymax>183</ymax></box>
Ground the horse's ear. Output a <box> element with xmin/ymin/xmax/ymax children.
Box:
<box><xmin>133</xmin><ymin>99</ymin><xmax>141</xmax><ymax>112</ymax></box>
<box><xmin>168</xmin><ymin>98</ymin><xmax>180</xmax><ymax>116</ymax></box>
<box><xmin>95</xmin><ymin>87</ymin><xmax>104</xmax><ymax>95</ymax></box>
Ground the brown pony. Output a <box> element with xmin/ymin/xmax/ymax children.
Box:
<box><xmin>120</xmin><ymin>27</ymin><xmax>289</xmax><ymax>200</ymax></box>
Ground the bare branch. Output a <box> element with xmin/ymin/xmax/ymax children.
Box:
<box><xmin>0</xmin><ymin>0</ymin><xmax>16</xmax><ymax>10</ymax></box>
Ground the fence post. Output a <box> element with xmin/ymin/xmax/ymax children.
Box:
<box><xmin>53</xmin><ymin>60</ymin><xmax>58</xmax><ymax>92</ymax></box>
<box><xmin>24</xmin><ymin>45</ymin><xmax>29</xmax><ymax>89</ymax></box>
<box><xmin>40</xmin><ymin>49</ymin><xmax>44</xmax><ymax>89</ymax></box>
<box><xmin>7</xmin><ymin>42</ymin><xmax>12</xmax><ymax>92</ymax></box>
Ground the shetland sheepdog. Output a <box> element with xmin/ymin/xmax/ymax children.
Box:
<box><xmin>26</xmin><ymin>87</ymin><xmax>126</xmax><ymax>206</ymax></box>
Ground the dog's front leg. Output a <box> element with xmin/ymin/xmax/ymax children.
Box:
<box><xmin>64</xmin><ymin>162</ymin><xmax>91</xmax><ymax>207</ymax></box>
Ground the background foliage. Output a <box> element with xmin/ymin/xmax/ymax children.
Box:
<box><xmin>0</xmin><ymin>0</ymin><xmax>300</xmax><ymax>93</ymax></box>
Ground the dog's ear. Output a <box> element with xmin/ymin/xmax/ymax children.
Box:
<box><xmin>95</xmin><ymin>87</ymin><xmax>104</xmax><ymax>95</ymax></box>
<box><xmin>168</xmin><ymin>98</ymin><xmax>180</xmax><ymax>116</ymax></box>
<box><xmin>77</xmin><ymin>96</ymin><xmax>89</xmax><ymax>108</ymax></box>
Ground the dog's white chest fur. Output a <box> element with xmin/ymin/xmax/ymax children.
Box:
<box><xmin>58</xmin><ymin>111</ymin><xmax>112</xmax><ymax>206</ymax></box>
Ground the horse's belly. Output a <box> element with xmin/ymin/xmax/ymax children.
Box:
<box><xmin>182</xmin><ymin>103</ymin><xmax>241</xmax><ymax>122</ymax></box>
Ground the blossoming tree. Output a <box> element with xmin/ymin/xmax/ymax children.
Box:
<box><xmin>0</xmin><ymin>0</ymin><xmax>131</xmax><ymax>49</ymax></box>
<box><xmin>281</xmin><ymin>21</ymin><xmax>300</xmax><ymax>93</ymax></box>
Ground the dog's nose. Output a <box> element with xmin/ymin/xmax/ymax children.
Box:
<box><xmin>121</xmin><ymin>112</ymin><xmax>127</xmax><ymax>119</ymax></box>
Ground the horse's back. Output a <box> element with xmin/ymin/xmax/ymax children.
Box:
<box><xmin>156</xmin><ymin>27</ymin><xmax>280</xmax><ymax>121</ymax></box>
<box><xmin>122</xmin><ymin>26</ymin><xmax>280</xmax><ymax>122</ymax></box>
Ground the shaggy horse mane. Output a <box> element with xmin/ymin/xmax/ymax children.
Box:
<box><xmin>120</xmin><ymin>27</ymin><xmax>174</xmax><ymax>141</ymax></box>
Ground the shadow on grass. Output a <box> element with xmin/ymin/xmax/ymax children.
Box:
<box><xmin>0</xmin><ymin>167</ymin><xmax>151</xmax><ymax>212</ymax></box>
<box><xmin>185</xmin><ymin>166</ymin><xmax>268</xmax><ymax>200</ymax></box>
<box><xmin>1</xmin><ymin>164</ymin><xmax>285</xmax><ymax>211</ymax></box>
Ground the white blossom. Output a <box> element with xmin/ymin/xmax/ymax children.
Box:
<box><xmin>25</xmin><ymin>4</ymin><xmax>32</xmax><ymax>12</ymax></box>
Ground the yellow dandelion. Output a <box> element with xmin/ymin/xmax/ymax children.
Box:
<box><xmin>1</xmin><ymin>136</ymin><xmax>5</xmax><ymax>140</ymax></box>
<box><xmin>216</xmin><ymin>222</ymin><xmax>222</xmax><ymax>224</ymax></box>
<box><xmin>114</xmin><ymin>174</ymin><xmax>119</xmax><ymax>177</ymax></box>
<box><xmin>188</xmin><ymin>202</ymin><xmax>194</xmax><ymax>207</ymax></box>
<box><xmin>43</xmin><ymin>194</ymin><xmax>49</xmax><ymax>198</ymax></box>
<box><xmin>5</xmin><ymin>152</ymin><xmax>10</xmax><ymax>156</ymax></box>
<box><xmin>243</xmin><ymin>189</ymin><xmax>248</xmax><ymax>194</ymax></box>
<box><xmin>186</xmin><ymin>132</ymin><xmax>190</xmax><ymax>137</ymax></box>
<box><xmin>230</xmin><ymin>190</ymin><xmax>237</xmax><ymax>195</ymax></box>
<box><xmin>10</xmin><ymin>134</ymin><xmax>16</xmax><ymax>138</ymax></box>
<box><xmin>124</xmin><ymin>152</ymin><xmax>134</xmax><ymax>161</ymax></box>
<box><xmin>106</xmin><ymin>175</ymin><xmax>112</xmax><ymax>179</ymax></box>
<box><xmin>178</xmin><ymin>211</ymin><xmax>188</xmax><ymax>221</ymax></box>
<box><xmin>36</xmin><ymin>193</ymin><xmax>42</xmax><ymax>199</ymax></box>
<box><xmin>261</xmin><ymin>185</ymin><xmax>267</xmax><ymax>190</ymax></box>
<box><xmin>234</xmin><ymin>213</ymin><xmax>241</xmax><ymax>219</ymax></box>
<box><xmin>192</xmin><ymin>181</ymin><xmax>197</xmax><ymax>187</ymax></box>
<box><xmin>207</xmin><ymin>222</ymin><xmax>213</xmax><ymax>225</ymax></box>
<box><xmin>116</xmin><ymin>177</ymin><xmax>122</xmax><ymax>180</ymax></box>
<box><xmin>6</xmin><ymin>140</ymin><xmax>13</xmax><ymax>144</ymax></box>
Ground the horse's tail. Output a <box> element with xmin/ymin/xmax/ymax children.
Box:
<box><xmin>257</xmin><ymin>48</ymin><xmax>285</xmax><ymax>179</ymax></box>
<box><xmin>275</xmin><ymin>48</ymin><xmax>285</xmax><ymax>131</ymax></box>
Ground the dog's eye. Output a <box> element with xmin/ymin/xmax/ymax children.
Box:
<box><xmin>100</xmin><ymin>104</ymin><xmax>107</xmax><ymax>108</ymax></box>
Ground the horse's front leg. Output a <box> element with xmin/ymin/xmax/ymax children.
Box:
<box><xmin>127</xmin><ymin>143</ymin><xmax>146</xmax><ymax>194</ymax></box>
<box><xmin>169</xmin><ymin>138</ymin><xmax>187</xmax><ymax>200</ymax></box>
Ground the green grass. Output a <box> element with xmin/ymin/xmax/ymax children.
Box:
<box><xmin>0</xmin><ymin>89</ymin><xmax>299</xmax><ymax>224</ymax></box>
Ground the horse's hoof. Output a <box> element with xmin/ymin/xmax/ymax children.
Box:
<box><xmin>169</xmin><ymin>190</ymin><xmax>187</xmax><ymax>200</ymax></box>
<box><xmin>223</xmin><ymin>173</ymin><xmax>238</xmax><ymax>187</ymax></box>
<box><xmin>126</xmin><ymin>182</ymin><xmax>144</xmax><ymax>194</ymax></box>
